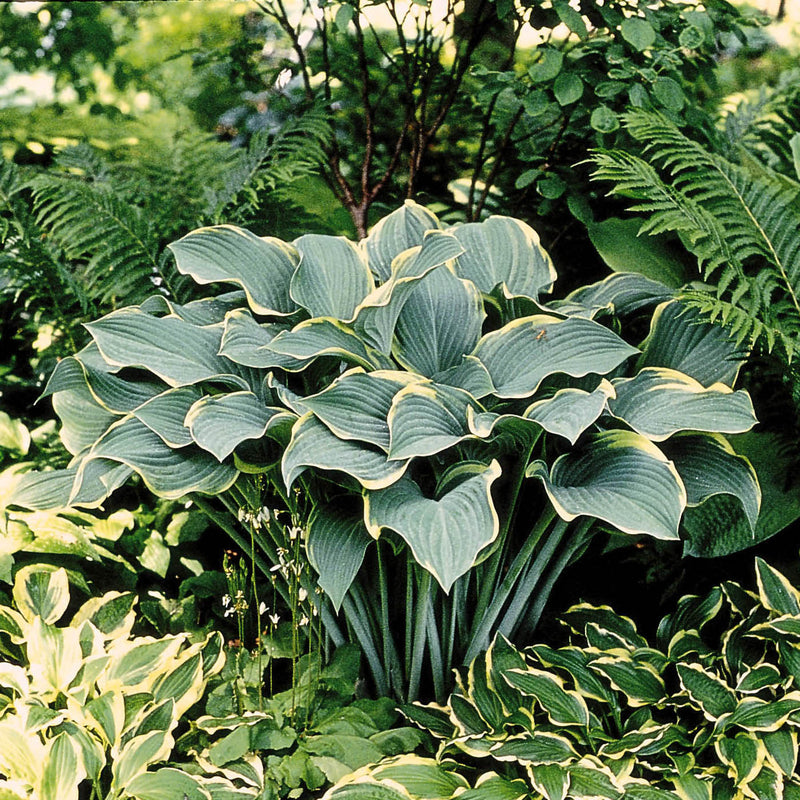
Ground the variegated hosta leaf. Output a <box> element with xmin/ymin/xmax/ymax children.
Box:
<box><xmin>85</xmin><ymin>308</ymin><xmax>250</xmax><ymax>390</ymax></box>
<box><xmin>168</xmin><ymin>224</ymin><xmax>300</xmax><ymax>316</ymax></box>
<box><xmin>491</xmin><ymin>731</ymin><xmax>577</xmax><ymax>765</ymax></box>
<box><xmin>528</xmin><ymin>430</ymin><xmax>686</xmax><ymax>540</ymax></box>
<box><xmin>451</xmin><ymin>215</ymin><xmax>557</xmax><ymax>301</ymax></box>
<box><xmin>722</xmin><ymin>695</ymin><xmax>800</xmax><ymax>733</ymax></box>
<box><xmin>364</xmin><ymin>199</ymin><xmax>442</xmax><ymax>281</ymax></box>
<box><xmin>529</xmin><ymin>764</ymin><xmax>570</xmax><ymax>800</ymax></box>
<box><xmin>590</xmin><ymin>658</ymin><xmax>666</xmax><ymax>707</ymax></box>
<box><xmin>219</xmin><ymin>310</ymin><xmax>306</xmax><ymax>371</ymax></box>
<box><xmin>661</xmin><ymin>434</ymin><xmax>760</xmax><ymax>531</ymax></box>
<box><xmin>140</xmin><ymin>290</ymin><xmax>247</xmax><ymax>326</ymax></box>
<box><xmin>715</xmin><ymin>734</ymin><xmax>764</xmax><ymax>785</ymax></box>
<box><xmin>607</xmin><ymin>368</ymin><xmax>757</xmax><ymax>441</ymax></box>
<box><xmin>123</xmin><ymin>767</ymin><xmax>210</xmax><ymax>800</ymax></box>
<box><xmin>502</xmin><ymin>668</ymin><xmax>590</xmax><ymax>727</ymax></box>
<box><xmin>638</xmin><ymin>301</ymin><xmax>745</xmax><ymax>387</ymax></box>
<box><xmin>266</xmin><ymin>318</ymin><xmax>392</xmax><ymax>371</ymax></box>
<box><xmin>522</xmin><ymin>381</ymin><xmax>616</xmax><ymax>444</ymax></box>
<box><xmin>562</xmin><ymin>272</ymin><xmax>674</xmax><ymax>316</ymax></box>
<box><xmin>76</xmin><ymin>418</ymin><xmax>238</xmax><ymax>500</ymax></box>
<box><xmin>432</xmin><ymin>355</ymin><xmax>495</xmax><ymax>398</ymax></box>
<box><xmin>291</xmin><ymin>234</ymin><xmax>374</xmax><ymax>320</ymax></box>
<box><xmin>282</xmin><ymin>413</ymin><xmax>409</xmax><ymax>490</ymax></box>
<box><xmin>388</xmin><ymin>382</ymin><xmax>482</xmax><ymax>460</ymax></box>
<box><xmin>364</xmin><ymin>461</ymin><xmax>501</xmax><ymax>592</ymax></box>
<box><xmin>303</xmin><ymin>369</ymin><xmax>419</xmax><ymax>450</ymax></box>
<box><xmin>51</xmin><ymin>374</ymin><xmax>120</xmax><ymax>456</ymax></box>
<box><xmin>567</xmin><ymin>760</ymin><xmax>624</xmax><ymax>800</ymax></box>
<box><xmin>133</xmin><ymin>387</ymin><xmax>202</xmax><ymax>449</ymax></box>
<box><xmin>185</xmin><ymin>392</ymin><xmax>295</xmax><ymax>461</ymax></box>
<box><xmin>306</xmin><ymin>507</ymin><xmax>372</xmax><ymax>612</ymax></box>
<box><xmin>474</xmin><ymin>315</ymin><xmax>639</xmax><ymax>398</ymax></box>
<box><xmin>13</xmin><ymin>565</ymin><xmax>70</xmax><ymax>624</ymax></box>
<box><xmin>393</xmin><ymin>265</ymin><xmax>485</xmax><ymax>377</ymax></box>
<box><xmin>39</xmin><ymin>732</ymin><xmax>85</xmax><ymax>800</ymax></box>
<box><xmin>756</xmin><ymin>557</ymin><xmax>800</xmax><ymax>616</ymax></box>
<box><xmin>354</xmin><ymin>230</ymin><xmax>465</xmax><ymax>354</ymax></box>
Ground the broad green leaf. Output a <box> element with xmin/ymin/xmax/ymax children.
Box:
<box><xmin>303</xmin><ymin>369</ymin><xmax>418</xmax><ymax>449</ymax></box>
<box><xmin>670</xmin><ymin>772</ymin><xmax>711</xmax><ymax>800</ymax></box>
<box><xmin>169</xmin><ymin>224</ymin><xmax>299</xmax><ymax>316</ymax></box>
<box><xmin>503</xmin><ymin>668</ymin><xmax>590</xmax><ymax>726</ymax></box>
<box><xmin>86</xmin><ymin>308</ymin><xmax>249</xmax><ymax>390</ymax></box>
<box><xmin>371</xmin><ymin>755</ymin><xmax>469</xmax><ymax>798</ymax></box>
<box><xmin>133</xmin><ymin>387</ymin><xmax>202</xmax><ymax>448</ymax></box>
<box><xmin>325</xmin><ymin>782</ymin><xmax>412</xmax><ymax>800</ymax></box>
<box><xmin>639</xmin><ymin>301</ymin><xmax>745</xmax><ymax>387</ymax></box>
<box><xmin>77</xmin><ymin>417</ymin><xmax>238</xmax><ymax>499</ymax></box>
<box><xmin>39</xmin><ymin>733</ymin><xmax>84</xmax><ymax>800</ymax></box>
<box><xmin>432</xmin><ymin>355</ymin><xmax>495</xmax><ymax>398</ymax></box>
<box><xmin>388</xmin><ymin>382</ymin><xmax>481</xmax><ymax>460</ymax></box>
<box><xmin>364</xmin><ymin>200</ymin><xmax>442</xmax><ymax>281</ymax></box>
<box><xmin>621</xmin><ymin>17</ymin><xmax>656</xmax><ymax>50</ymax></box>
<box><xmin>492</xmin><ymin>732</ymin><xmax>577</xmax><ymax>764</ymax></box>
<box><xmin>529</xmin><ymin>764</ymin><xmax>569</xmax><ymax>800</ymax></box>
<box><xmin>140</xmin><ymin>291</ymin><xmax>247</xmax><ymax>327</ymax></box>
<box><xmin>291</xmin><ymin>234</ymin><xmax>374</xmax><ymax>319</ymax></box>
<box><xmin>724</xmin><ymin>696</ymin><xmax>800</xmax><ymax>732</ymax></box>
<box><xmin>528</xmin><ymin>430</ymin><xmax>686</xmax><ymax>540</ymax></box>
<box><xmin>736</xmin><ymin>663</ymin><xmax>782</xmax><ymax>694</ymax></box>
<box><xmin>523</xmin><ymin>381</ymin><xmax>615</xmax><ymax>444</ymax></box>
<box><xmin>762</xmin><ymin>729</ymin><xmax>798</xmax><ymax>777</ymax></box>
<box><xmin>266</xmin><ymin>318</ymin><xmax>391</xmax><ymax>371</ymax></box>
<box><xmin>186</xmin><ymin>392</ymin><xmax>293</xmax><ymax>461</ymax></box>
<box><xmin>306</xmin><ymin>506</ymin><xmax>372</xmax><ymax>611</ymax></box>
<box><xmin>756</xmin><ymin>558</ymin><xmax>800</xmax><ymax>615</ymax></box>
<box><xmin>531</xmin><ymin>644</ymin><xmax>616</xmax><ymax>704</ymax></box>
<box><xmin>554</xmin><ymin>71</ymin><xmax>584</xmax><ymax>105</ymax></box>
<box><xmin>125</xmin><ymin>767</ymin><xmax>211</xmax><ymax>800</ymax></box>
<box><xmin>282</xmin><ymin>413</ymin><xmax>409</xmax><ymax>490</ymax></box>
<box><xmin>218</xmin><ymin>310</ymin><xmax>305</xmax><ymax>370</ymax></box>
<box><xmin>365</xmin><ymin>461</ymin><xmax>501</xmax><ymax>592</ymax></box>
<box><xmin>451</xmin><ymin>215</ymin><xmax>556</xmax><ymax>301</ymax></box>
<box><xmin>608</xmin><ymin>368</ymin><xmax>756</xmax><ymax>441</ymax></box>
<box><xmin>590</xmin><ymin>658</ymin><xmax>666</xmax><ymax>706</ymax></box>
<box><xmin>562</xmin><ymin>272</ymin><xmax>673</xmax><ymax>316</ymax></box>
<box><xmin>394</xmin><ymin>266</ymin><xmax>485</xmax><ymax>376</ymax></box>
<box><xmin>458</xmin><ymin>773</ymin><xmax>529</xmax><ymax>800</ymax></box>
<box><xmin>13</xmin><ymin>565</ymin><xmax>70</xmax><ymax>624</ymax></box>
<box><xmin>354</xmin><ymin>231</ymin><xmax>465</xmax><ymax>353</ymax></box>
<box><xmin>51</xmin><ymin>374</ymin><xmax>120</xmax><ymax>455</ymax></box>
<box><xmin>599</xmin><ymin>724</ymin><xmax>672</xmax><ymax>757</ymax></box>
<box><xmin>748</xmin><ymin>765</ymin><xmax>782</xmax><ymax>800</ymax></box>
<box><xmin>474</xmin><ymin>315</ymin><xmax>638</xmax><ymax>398</ymax></box>
<box><xmin>677</xmin><ymin>663</ymin><xmax>736</xmax><ymax>719</ymax></box>
<box><xmin>566</xmin><ymin>761</ymin><xmax>622</xmax><ymax>799</ymax></box>
<box><xmin>661</xmin><ymin>434</ymin><xmax>760</xmax><ymax>530</ymax></box>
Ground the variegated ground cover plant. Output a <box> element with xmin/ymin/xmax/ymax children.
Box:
<box><xmin>10</xmin><ymin>201</ymin><xmax>761</xmax><ymax>700</ymax></box>
<box><xmin>325</xmin><ymin>559</ymin><xmax>800</xmax><ymax>800</ymax></box>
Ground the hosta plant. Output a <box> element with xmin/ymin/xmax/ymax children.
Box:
<box><xmin>11</xmin><ymin>201</ymin><xmax>761</xmax><ymax>700</ymax></box>
<box><xmin>325</xmin><ymin>558</ymin><xmax>800</xmax><ymax>800</ymax></box>
<box><xmin>0</xmin><ymin>564</ymin><xmax>233</xmax><ymax>800</ymax></box>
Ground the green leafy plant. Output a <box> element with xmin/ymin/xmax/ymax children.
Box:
<box><xmin>0</xmin><ymin>563</ymin><xmax>232</xmax><ymax>800</ymax></box>
<box><xmin>325</xmin><ymin>557</ymin><xmax>800</xmax><ymax>800</ymax></box>
<box><xmin>12</xmin><ymin>202</ymin><xmax>761</xmax><ymax>701</ymax></box>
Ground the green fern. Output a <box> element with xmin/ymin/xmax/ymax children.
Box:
<box><xmin>591</xmin><ymin>110</ymin><xmax>800</xmax><ymax>359</ymax></box>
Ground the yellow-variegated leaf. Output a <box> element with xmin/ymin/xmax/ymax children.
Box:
<box><xmin>503</xmin><ymin>668</ymin><xmax>590</xmax><ymax>727</ymax></box>
<box><xmin>125</xmin><ymin>767</ymin><xmax>212</xmax><ymax>800</ymax></box>
<box><xmin>365</xmin><ymin>462</ymin><xmax>501</xmax><ymax>592</ymax></box>
<box><xmin>282</xmin><ymin>413</ymin><xmax>409</xmax><ymax>490</ymax></box>
<box><xmin>13</xmin><ymin>565</ymin><xmax>70</xmax><ymax>624</ymax></box>
<box><xmin>39</xmin><ymin>733</ymin><xmax>85</xmax><ymax>800</ymax></box>
<box><xmin>724</xmin><ymin>696</ymin><xmax>800</xmax><ymax>733</ymax></box>
<box><xmin>168</xmin><ymin>224</ymin><xmax>299</xmax><ymax>316</ymax></box>
<box><xmin>590</xmin><ymin>658</ymin><xmax>666</xmax><ymax>706</ymax></box>
<box><xmin>100</xmin><ymin>636</ymin><xmax>184</xmax><ymax>693</ymax></box>
<box><xmin>762</xmin><ymin>728</ymin><xmax>798</xmax><ymax>777</ymax></box>
<box><xmin>27</xmin><ymin>618</ymin><xmax>82</xmax><ymax>697</ymax></box>
<box><xmin>291</xmin><ymin>234</ymin><xmax>374</xmax><ymax>320</ymax></box>
<box><xmin>152</xmin><ymin>650</ymin><xmax>203</xmax><ymax>717</ymax></box>
<box><xmin>608</xmin><ymin>368</ymin><xmax>756</xmax><ymax>441</ymax></box>
<box><xmin>474</xmin><ymin>315</ymin><xmax>638</xmax><ymax>398</ymax></box>
<box><xmin>756</xmin><ymin>558</ymin><xmax>800</xmax><ymax>616</ymax></box>
<box><xmin>452</xmin><ymin>215</ymin><xmax>557</xmax><ymax>300</ymax></box>
<box><xmin>529</xmin><ymin>763</ymin><xmax>570</xmax><ymax>800</ymax></box>
<box><xmin>677</xmin><ymin>663</ymin><xmax>736</xmax><ymax>720</ymax></box>
<box><xmin>112</xmin><ymin>730</ymin><xmax>174</xmax><ymax>791</ymax></box>
<box><xmin>528</xmin><ymin>431</ymin><xmax>686</xmax><ymax>540</ymax></box>
<box><xmin>715</xmin><ymin>734</ymin><xmax>765</xmax><ymax>785</ymax></box>
<box><xmin>491</xmin><ymin>732</ymin><xmax>577</xmax><ymax>765</ymax></box>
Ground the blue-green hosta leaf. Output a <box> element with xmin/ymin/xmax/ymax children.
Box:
<box><xmin>291</xmin><ymin>234</ymin><xmax>374</xmax><ymax>320</ymax></box>
<box><xmin>432</xmin><ymin>355</ymin><xmax>495</xmax><ymax>398</ymax></box>
<box><xmin>219</xmin><ymin>310</ymin><xmax>306</xmax><ymax>371</ymax></box>
<box><xmin>303</xmin><ymin>369</ymin><xmax>420</xmax><ymax>449</ymax></box>
<box><xmin>452</xmin><ymin>215</ymin><xmax>557</xmax><ymax>300</ymax></box>
<box><xmin>639</xmin><ymin>301</ymin><xmax>746</xmax><ymax>386</ymax></box>
<box><xmin>51</xmin><ymin>375</ymin><xmax>120</xmax><ymax>456</ymax></box>
<box><xmin>186</xmin><ymin>392</ymin><xmax>295</xmax><ymax>461</ymax></box>
<box><xmin>168</xmin><ymin>224</ymin><xmax>299</xmax><ymax>316</ymax></box>
<box><xmin>365</xmin><ymin>461</ymin><xmax>501</xmax><ymax>592</ymax></box>
<box><xmin>503</xmin><ymin>668</ymin><xmax>590</xmax><ymax>727</ymax></box>
<box><xmin>394</xmin><ymin>265</ymin><xmax>485</xmax><ymax>376</ymax></box>
<box><xmin>364</xmin><ymin>200</ymin><xmax>442</xmax><ymax>281</ymax></box>
<box><xmin>282</xmin><ymin>413</ymin><xmax>409</xmax><ymax>490</ymax></box>
<box><xmin>661</xmin><ymin>434</ymin><xmax>760</xmax><ymax>531</ymax></box>
<box><xmin>70</xmin><ymin>459</ymin><xmax>133</xmax><ymax>507</ymax></box>
<box><xmin>388</xmin><ymin>382</ymin><xmax>482</xmax><ymax>460</ymax></box>
<box><xmin>86</xmin><ymin>308</ymin><xmax>249</xmax><ymax>390</ymax></box>
<box><xmin>133</xmin><ymin>387</ymin><xmax>202</xmax><ymax>448</ymax></box>
<box><xmin>523</xmin><ymin>380</ymin><xmax>616</xmax><ymax>444</ymax></box>
<box><xmin>756</xmin><ymin>557</ymin><xmax>800</xmax><ymax>616</ymax></box>
<box><xmin>528</xmin><ymin>430</ymin><xmax>686</xmax><ymax>540</ymax></box>
<box><xmin>354</xmin><ymin>230</ymin><xmax>465</xmax><ymax>353</ymax></box>
<box><xmin>306</xmin><ymin>506</ymin><xmax>372</xmax><ymax>611</ymax></box>
<box><xmin>608</xmin><ymin>368</ymin><xmax>756</xmax><ymax>441</ymax></box>
<box><xmin>562</xmin><ymin>272</ymin><xmax>674</xmax><ymax>316</ymax></box>
<box><xmin>266</xmin><ymin>318</ymin><xmax>392</xmax><ymax>371</ymax></box>
<box><xmin>78</xmin><ymin>417</ymin><xmax>237</xmax><ymax>499</ymax></box>
<box><xmin>491</xmin><ymin>731</ymin><xmax>577</xmax><ymax>765</ymax></box>
<box><xmin>474</xmin><ymin>315</ymin><xmax>639</xmax><ymax>398</ymax></box>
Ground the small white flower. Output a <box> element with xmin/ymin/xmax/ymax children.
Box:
<box><xmin>299</xmin><ymin>614</ymin><xmax>309</xmax><ymax>627</ymax></box>
<box><xmin>222</xmin><ymin>594</ymin><xmax>231</xmax><ymax>608</ymax></box>
<box><xmin>259</xmin><ymin>602</ymin><xmax>268</xmax><ymax>616</ymax></box>
<box><xmin>269</xmin><ymin>613</ymin><xmax>281</xmax><ymax>626</ymax></box>
<box><xmin>298</xmin><ymin>588</ymin><xmax>308</xmax><ymax>603</ymax></box>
